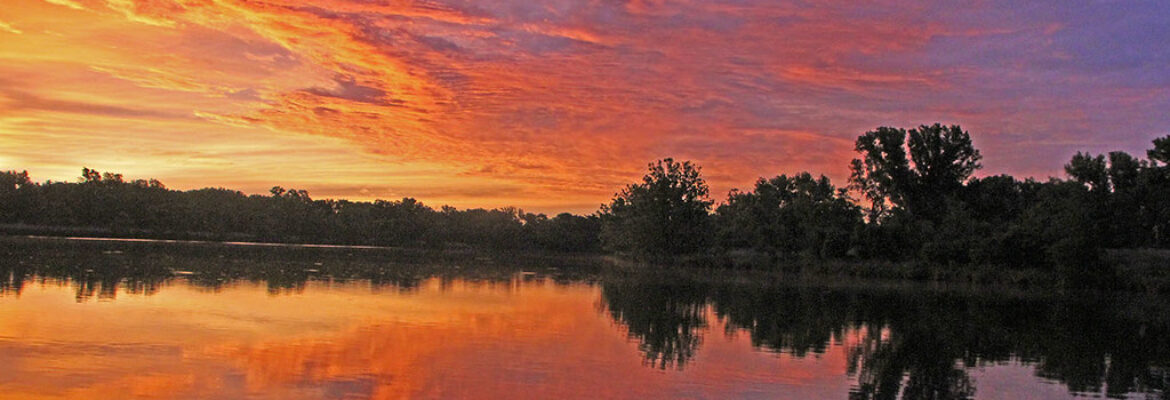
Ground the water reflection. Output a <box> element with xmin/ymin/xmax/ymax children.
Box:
<box><xmin>0</xmin><ymin>238</ymin><xmax>601</xmax><ymax>299</ymax></box>
<box><xmin>1</xmin><ymin>238</ymin><xmax>1168</xmax><ymax>399</ymax></box>
<box><xmin>601</xmin><ymin>279</ymin><xmax>708</xmax><ymax>369</ymax></box>
<box><xmin>600</xmin><ymin>274</ymin><xmax>1170</xmax><ymax>399</ymax></box>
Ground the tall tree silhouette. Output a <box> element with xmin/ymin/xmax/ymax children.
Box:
<box><xmin>849</xmin><ymin>124</ymin><xmax>982</xmax><ymax>220</ymax></box>
<box><xmin>1065</xmin><ymin>152</ymin><xmax>1109</xmax><ymax>192</ymax></box>
<box><xmin>600</xmin><ymin>158</ymin><xmax>713</xmax><ymax>261</ymax></box>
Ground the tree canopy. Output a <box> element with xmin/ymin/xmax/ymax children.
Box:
<box><xmin>849</xmin><ymin>124</ymin><xmax>982</xmax><ymax>221</ymax></box>
<box><xmin>715</xmin><ymin>173</ymin><xmax>860</xmax><ymax>259</ymax></box>
<box><xmin>600</xmin><ymin>158</ymin><xmax>713</xmax><ymax>261</ymax></box>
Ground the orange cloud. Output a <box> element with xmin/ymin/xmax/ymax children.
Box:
<box><xmin>1</xmin><ymin>0</ymin><xmax>1167</xmax><ymax>212</ymax></box>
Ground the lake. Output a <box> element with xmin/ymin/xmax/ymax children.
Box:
<box><xmin>0</xmin><ymin>237</ymin><xmax>1167</xmax><ymax>399</ymax></box>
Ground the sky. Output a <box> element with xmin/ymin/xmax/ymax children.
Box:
<box><xmin>0</xmin><ymin>0</ymin><xmax>1167</xmax><ymax>213</ymax></box>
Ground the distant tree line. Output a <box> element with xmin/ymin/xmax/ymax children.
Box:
<box><xmin>0</xmin><ymin>168</ymin><xmax>600</xmax><ymax>252</ymax></box>
<box><xmin>600</xmin><ymin>124</ymin><xmax>1170</xmax><ymax>286</ymax></box>
<box><xmin>3</xmin><ymin>123</ymin><xmax>1169</xmax><ymax>283</ymax></box>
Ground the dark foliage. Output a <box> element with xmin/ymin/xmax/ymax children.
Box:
<box><xmin>599</xmin><ymin>273</ymin><xmax>1170</xmax><ymax>398</ymax></box>
<box><xmin>848</xmin><ymin>124</ymin><xmax>982</xmax><ymax>221</ymax></box>
<box><xmin>715</xmin><ymin>173</ymin><xmax>861</xmax><ymax>261</ymax></box>
<box><xmin>599</xmin><ymin>158</ymin><xmax>713</xmax><ymax>261</ymax></box>
<box><xmin>4</xmin><ymin>125</ymin><xmax>1169</xmax><ymax>288</ymax></box>
<box><xmin>0</xmin><ymin>168</ymin><xmax>600</xmax><ymax>252</ymax></box>
<box><xmin>709</xmin><ymin>125</ymin><xmax>1169</xmax><ymax>287</ymax></box>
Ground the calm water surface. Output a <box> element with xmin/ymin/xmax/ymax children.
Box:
<box><xmin>0</xmin><ymin>237</ymin><xmax>1167</xmax><ymax>399</ymax></box>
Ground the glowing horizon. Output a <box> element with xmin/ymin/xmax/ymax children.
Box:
<box><xmin>1</xmin><ymin>0</ymin><xmax>1167</xmax><ymax>213</ymax></box>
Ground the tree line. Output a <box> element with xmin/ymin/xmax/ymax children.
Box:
<box><xmin>2</xmin><ymin>123</ymin><xmax>1169</xmax><ymax>282</ymax></box>
<box><xmin>599</xmin><ymin>124</ymin><xmax>1170</xmax><ymax>286</ymax></box>
<box><xmin>0</xmin><ymin>168</ymin><xmax>600</xmax><ymax>252</ymax></box>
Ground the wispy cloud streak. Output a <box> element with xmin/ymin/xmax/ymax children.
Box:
<box><xmin>0</xmin><ymin>0</ymin><xmax>1167</xmax><ymax>212</ymax></box>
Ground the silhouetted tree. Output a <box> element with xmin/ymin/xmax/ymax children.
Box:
<box><xmin>0</xmin><ymin>170</ymin><xmax>30</xmax><ymax>191</ymax></box>
<box><xmin>849</xmin><ymin>124</ymin><xmax>982</xmax><ymax>221</ymax></box>
<box><xmin>849</xmin><ymin>127</ymin><xmax>913</xmax><ymax>220</ymax></box>
<box><xmin>1149</xmin><ymin>136</ymin><xmax>1170</xmax><ymax>166</ymax></box>
<box><xmin>846</xmin><ymin>124</ymin><xmax>984</xmax><ymax>265</ymax></box>
<box><xmin>0</xmin><ymin>170</ymin><xmax>33</xmax><ymax>223</ymax></box>
<box><xmin>1108</xmin><ymin>151</ymin><xmax>1142</xmax><ymax>192</ymax></box>
<box><xmin>528</xmin><ymin>213</ymin><xmax>602</xmax><ymax>252</ymax></box>
<box><xmin>906</xmin><ymin>124</ymin><xmax>982</xmax><ymax>201</ymax></box>
<box><xmin>81</xmin><ymin>167</ymin><xmax>102</xmax><ymax>184</ymax></box>
<box><xmin>600</xmin><ymin>158</ymin><xmax>713</xmax><ymax>261</ymax></box>
<box><xmin>1065</xmin><ymin>152</ymin><xmax>1109</xmax><ymax>192</ymax></box>
<box><xmin>716</xmin><ymin>173</ymin><xmax>861</xmax><ymax>260</ymax></box>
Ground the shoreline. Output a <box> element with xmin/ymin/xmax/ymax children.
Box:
<box><xmin>3</xmin><ymin>233</ymin><xmax>1168</xmax><ymax>295</ymax></box>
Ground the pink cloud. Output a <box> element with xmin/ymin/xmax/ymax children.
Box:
<box><xmin>2</xmin><ymin>0</ymin><xmax>1167</xmax><ymax>212</ymax></box>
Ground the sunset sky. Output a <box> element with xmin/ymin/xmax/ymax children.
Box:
<box><xmin>1</xmin><ymin>0</ymin><xmax>1167</xmax><ymax>213</ymax></box>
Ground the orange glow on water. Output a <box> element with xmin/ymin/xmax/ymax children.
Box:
<box><xmin>0</xmin><ymin>278</ymin><xmax>861</xmax><ymax>399</ymax></box>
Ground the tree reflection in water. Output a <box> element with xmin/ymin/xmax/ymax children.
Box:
<box><xmin>600</xmin><ymin>279</ymin><xmax>709</xmax><ymax>369</ymax></box>
<box><xmin>601</xmin><ymin>274</ymin><xmax>1170</xmax><ymax>399</ymax></box>
<box><xmin>1</xmin><ymin>239</ymin><xmax>1167</xmax><ymax>399</ymax></box>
